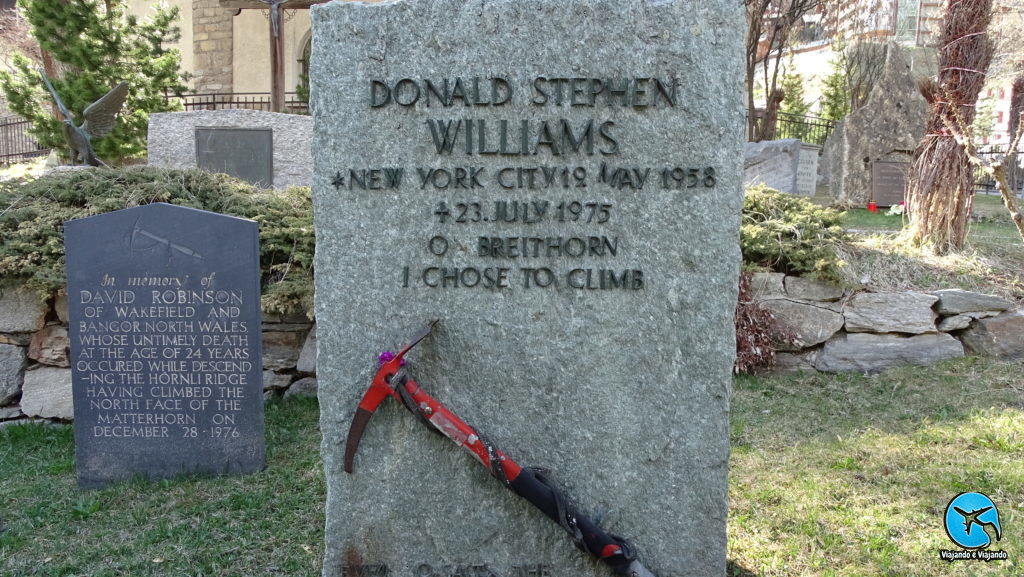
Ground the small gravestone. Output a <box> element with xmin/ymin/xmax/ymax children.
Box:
<box><xmin>196</xmin><ymin>127</ymin><xmax>274</xmax><ymax>187</ymax></box>
<box><xmin>870</xmin><ymin>160</ymin><xmax>909</xmax><ymax>207</ymax></box>
<box><xmin>796</xmin><ymin>144</ymin><xmax>820</xmax><ymax>196</ymax></box>
<box><xmin>311</xmin><ymin>1</ymin><xmax>742</xmax><ymax>577</ymax></box>
<box><xmin>65</xmin><ymin>203</ymin><xmax>264</xmax><ymax>489</ymax></box>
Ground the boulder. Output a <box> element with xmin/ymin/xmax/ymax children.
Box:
<box><xmin>937</xmin><ymin>315</ymin><xmax>972</xmax><ymax>332</ymax></box>
<box><xmin>262</xmin><ymin>329</ymin><xmax>305</xmax><ymax>371</ymax></box>
<box><xmin>0</xmin><ymin>344</ymin><xmax>26</xmax><ymax>406</ymax></box>
<box><xmin>815</xmin><ymin>332</ymin><xmax>964</xmax><ymax>373</ymax></box>
<box><xmin>0</xmin><ymin>285</ymin><xmax>46</xmax><ymax>333</ymax></box>
<box><xmin>932</xmin><ymin>289</ymin><xmax>1013</xmax><ymax>315</ymax></box>
<box><xmin>783</xmin><ymin>276</ymin><xmax>845</xmax><ymax>302</ymax></box>
<box><xmin>0</xmin><ymin>405</ymin><xmax>23</xmax><ymax>421</ymax></box>
<box><xmin>760</xmin><ymin>299</ymin><xmax>844</xmax><ymax>351</ymax></box>
<box><xmin>28</xmin><ymin>325</ymin><xmax>70</xmax><ymax>367</ymax></box>
<box><xmin>844</xmin><ymin>292</ymin><xmax>938</xmax><ymax>334</ymax></box>
<box><xmin>958</xmin><ymin>310</ymin><xmax>1024</xmax><ymax>359</ymax></box>
<box><xmin>772</xmin><ymin>350</ymin><xmax>819</xmax><ymax>373</ymax></box>
<box><xmin>744</xmin><ymin>139</ymin><xmax>801</xmax><ymax>194</ymax></box>
<box><xmin>749</xmin><ymin>272</ymin><xmax>786</xmax><ymax>300</ymax></box>
<box><xmin>54</xmin><ymin>293</ymin><xmax>69</xmax><ymax>323</ymax></box>
<box><xmin>824</xmin><ymin>43</ymin><xmax>928</xmax><ymax>206</ymax></box>
<box><xmin>20</xmin><ymin>367</ymin><xmax>73</xmax><ymax>420</ymax></box>
<box><xmin>263</xmin><ymin>370</ymin><xmax>293</xmax><ymax>391</ymax></box>
<box><xmin>297</xmin><ymin>324</ymin><xmax>317</xmax><ymax>374</ymax></box>
<box><xmin>283</xmin><ymin>377</ymin><xmax>318</xmax><ymax>400</ymax></box>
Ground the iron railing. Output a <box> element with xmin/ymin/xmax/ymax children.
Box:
<box><xmin>165</xmin><ymin>92</ymin><xmax>309</xmax><ymax>115</ymax></box>
<box><xmin>973</xmin><ymin>145</ymin><xmax>1024</xmax><ymax>196</ymax></box>
<box><xmin>0</xmin><ymin>116</ymin><xmax>49</xmax><ymax>165</ymax></box>
<box><xmin>771</xmin><ymin>112</ymin><xmax>836</xmax><ymax>147</ymax></box>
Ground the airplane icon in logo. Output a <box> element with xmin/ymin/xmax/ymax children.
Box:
<box><xmin>953</xmin><ymin>505</ymin><xmax>1002</xmax><ymax>542</ymax></box>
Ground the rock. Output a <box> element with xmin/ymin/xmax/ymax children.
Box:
<box><xmin>772</xmin><ymin>350</ymin><xmax>818</xmax><ymax>373</ymax></box>
<box><xmin>844</xmin><ymin>292</ymin><xmax>938</xmax><ymax>334</ymax></box>
<box><xmin>262</xmin><ymin>330</ymin><xmax>305</xmax><ymax>371</ymax></box>
<box><xmin>937</xmin><ymin>315</ymin><xmax>972</xmax><ymax>332</ymax></box>
<box><xmin>824</xmin><ymin>43</ymin><xmax>928</xmax><ymax>206</ymax></box>
<box><xmin>744</xmin><ymin>139</ymin><xmax>801</xmax><ymax>194</ymax></box>
<box><xmin>28</xmin><ymin>325</ymin><xmax>70</xmax><ymax>367</ymax></box>
<box><xmin>0</xmin><ymin>405</ymin><xmax>23</xmax><ymax>420</ymax></box>
<box><xmin>965</xmin><ymin>310</ymin><xmax>1002</xmax><ymax>320</ymax></box>
<box><xmin>0</xmin><ymin>285</ymin><xmax>46</xmax><ymax>333</ymax></box>
<box><xmin>958</xmin><ymin>310</ymin><xmax>1024</xmax><ymax>359</ymax></box>
<box><xmin>283</xmin><ymin>377</ymin><xmax>317</xmax><ymax>399</ymax></box>
<box><xmin>263</xmin><ymin>370</ymin><xmax>293</xmax><ymax>391</ymax></box>
<box><xmin>814</xmin><ymin>332</ymin><xmax>964</xmax><ymax>373</ymax></box>
<box><xmin>20</xmin><ymin>367</ymin><xmax>73</xmax><ymax>420</ymax></box>
<box><xmin>760</xmin><ymin>299</ymin><xmax>844</xmax><ymax>351</ymax></box>
<box><xmin>54</xmin><ymin>293</ymin><xmax>69</xmax><ymax>323</ymax></box>
<box><xmin>297</xmin><ymin>324</ymin><xmax>317</xmax><ymax>374</ymax></box>
<box><xmin>783</xmin><ymin>276</ymin><xmax>844</xmax><ymax>302</ymax></box>
<box><xmin>0</xmin><ymin>344</ymin><xmax>26</xmax><ymax>406</ymax></box>
<box><xmin>0</xmin><ymin>334</ymin><xmax>32</xmax><ymax>346</ymax></box>
<box><xmin>748</xmin><ymin>272</ymin><xmax>786</xmax><ymax>300</ymax></box>
<box><xmin>932</xmin><ymin>289</ymin><xmax>1013</xmax><ymax>315</ymax></box>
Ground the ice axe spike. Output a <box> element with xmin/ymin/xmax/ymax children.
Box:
<box><xmin>341</xmin><ymin>321</ymin><xmax>657</xmax><ymax>577</ymax></box>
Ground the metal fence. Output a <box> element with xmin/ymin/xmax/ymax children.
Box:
<box><xmin>165</xmin><ymin>92</ymin><xmax>309</xmax><ymax>115</ymax></box>
<box><xmin>0</xmin><ymin>116</ymin><xmax>49</xmax><ymax>165</ymax></box>
<box><xmin>771</xmin><ymin>112</ymin><xmax>836</xmax><ymax>147</ymax></box>
<box><xmin>973</xmin><ymin>145</ymin><xmax>1024</xmax><ymax>196</ymax></box>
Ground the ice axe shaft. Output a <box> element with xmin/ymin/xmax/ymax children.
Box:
<box><xmin>343</xmin><ymin>322</ymin><xmax>656</xmax><ymax>577</ymax></box>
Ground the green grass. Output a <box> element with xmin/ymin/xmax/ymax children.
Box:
<box><xmin>4</xmin><ymin>361</ymin><xmax>1023</xmax><ymax>576</ymax></box>
<box><xmin>730</xmin><ymin>357</ymin><xmax>1024</xmax><ymax>576</ymax></box>
<box><xmin>0</xmin><ymin>398</ymin><xmax>324</xmax><ymax>577</ymax></box>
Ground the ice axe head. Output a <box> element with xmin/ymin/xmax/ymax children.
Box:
<box><xmin>343</xmin><ymin>320</ymin><xmax>437</xmax><ymax>473</ymax></box>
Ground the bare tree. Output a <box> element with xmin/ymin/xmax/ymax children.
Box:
<box><xmin>904</xmin><ymin>0</ymin><xmax>995</xmax><ymax>254</ymax></box>
<box><xmin>745</xmin><ymin>0</ymin><xmax>824</xmax><ymax>141</ymax></box>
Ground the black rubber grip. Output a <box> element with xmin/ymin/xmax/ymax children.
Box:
<box><xmin>508</xmin><ymin>468</ymin><xmax>633</xmax><ymax>576</ymax></box>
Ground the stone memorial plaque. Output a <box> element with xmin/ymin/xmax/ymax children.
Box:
<box><xmin>196</xmin><ymin>127</ymin><xmax>274</xmax><ymax>187</ymax></box>
<box><xmin>871</xmin><ymin>160</ymin><xmax>909</xmax><ymax>207</ymax></box>
<box><xmin>796</xmin><ymin>144</ymin><xmax>820</xmax><ymax>196</ymax></box>
<box><xmin>65</xmin><ymin>203</ymin><xmax>264</xmax><ymax>489</ymax></box>
<box><xmin>312</xmin><ymin>1</ymin><xmax>742</xmax><ymax>577</ymax></box>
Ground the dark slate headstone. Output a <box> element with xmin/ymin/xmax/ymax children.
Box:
<box><xmin>871</xmin><ymin>160</ymin><xmax>909</xmax><ymax>207</ymax></box>
<box><xmin>196</xmin><ymin>127</ymin><xmax>274</xmax><ymax>187</ymax></box>
<box><xmin>65</xmin><ymin>203</ymin><xmax>264</xmax><ymax>489</ymax></box>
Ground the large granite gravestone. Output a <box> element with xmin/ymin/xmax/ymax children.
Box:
<box><xmin>148</xmin><ymin>109</ymin><xmax>314</xmax><ymax>188</ymax></box>
<box><xmin>311</xmin><ymin>1</ymin><xmax>743</xmax><ymax>577</ymax></box>
<box><xmin>65</xmin><ymin>203</ymin><xmax>264</xmax><ymax>489</ymax></box>
<box><xmin>824</xmin><ymin>43</ymin><xmax>928</xmax><ymax>206</ymax></box>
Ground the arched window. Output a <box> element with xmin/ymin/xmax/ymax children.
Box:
<box><xmin>296</xmin><ymin>36</ymin><xmax>311</xmax><ymax>104</ymax></box>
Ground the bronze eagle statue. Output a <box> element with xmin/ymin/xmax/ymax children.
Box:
<box><xmin>37</xmin><ymin>69</ymin><xmax>129</xmax><ymax>167</ymax></box>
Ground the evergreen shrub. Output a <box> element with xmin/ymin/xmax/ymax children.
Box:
<box><xmin>0</xmin><ymin>167</ymin><xmax>313</xmax><ymax>317</ymax></box>
<box><xmin>741</xmin><ymin>185</ymin><xmax>847</xmax><ymax>281</ymax></box>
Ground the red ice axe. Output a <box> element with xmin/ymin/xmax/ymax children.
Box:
<box><xmin>343</xmin><ymin>321</ymin><xmax>656</xmax><ymax>577</ymax></box>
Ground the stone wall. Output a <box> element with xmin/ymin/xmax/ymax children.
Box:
<box><xmin>751</xmin><ymin>273</ymin><xmax>1024</xmax><ymax>373</ymax></box>
<box><xmin>192</xmin><ymin>0</ymin><xmax>234</xmax><ymax>93</ymax></box>
<box><xmin>0</xmin><ymin>284</ymin><xmax>317</xmax><ymax>426</ymax></box>
<box><xmin>5</xmin><ymin>276</ymin><xmax>1022</xmax><ymax>424</ymax></box>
